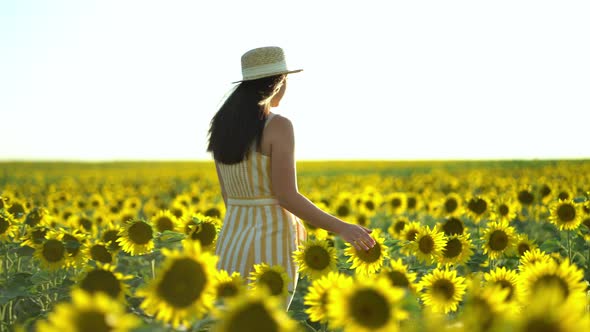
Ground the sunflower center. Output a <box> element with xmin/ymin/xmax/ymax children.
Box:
<box><xmin>25</xmin><ymin>208</ymin><xmax>42</xmax><ymax>227</ymax></box>
<box><xmin>191</xmin><ymin>223</ymin><xmax>217</xmax><ymax>246</ymax></box>
<box><xmin>258</xmin><ymin>270</ymin><xmax>284</xmax><ymax>296</ymax></box>
<box><xmin>489</xmin><ymin>230</ymin><xmax>508</xmax><ymax>251</ymax></box>
<box><xmin>558</xmin><ymin>192</ymin><xmax>569</xmax><ymax>200</ymax></box>
<box><xmin>444</xmin><ymin>198</ymin><xmax>458</xmax><ymax>213</ymax></box>
<box><xmin>443</xmin><ymin>238</ymin><xmax>462</xmax><ymax>259</ymax></box>
<box><xmin>0</xmin><ymin>216</ymin><xmax>9</xmax><ymax>234</ymax></box>
<box><xmin>407</xmin><ymin>197</ymin><xmax>417</xmax><ymax>209</ymax></box>
<box><xmin>356</xmin><ymin>242</ymin><xmax>381</xmax><ymax>263</ymax></box>
<box><xmin>32</xmin><ymin>228</ymin><xmax>48</xmax><ymax>244</ymax></box>
<box><xmin>102</xmin><ymin>230</ymin><xmax>121</xmax><ymax>251</ymax></box>
<box><xmin>128</xmin><ymin>221</ymin><xmax>153</xmax><ymax>245</ymax></box>
<box><xmin>391</xmin><ymin>198</ymin><xmax>402</xmax><ymax>208</ymax></box>
<box><xmin>205</xmin><ymin>207</ymin><xmax>221</xmax><ymax>218</ymax></box>
<box><xmin>76</xmin><ymin>310</ymin><xmax>111</xmax><ymax>332</ymax></box>
<box><xmin>42</xmin><ymin>239</ymin><xmax>66</xmax><ymax>262</ymax></box>
<box><xmin>80</xmin><ymin>217</ymin><xmax>93</xmax><ymax>231</ymax></box>
<box><xmin>8</xmin><ymin>203</ymin><xmax>25</xmax><ymax>216</ymax></box>
<box><xmin>442</xmin><ymin>218</ymin><xmax>464</xmax><ymax>236</ymax></box>
<box><xmin>517</xmin><ymin>243</ymin><xmax>531</xmax><ymax>256</ymax></box>
<box><xmin>495</xmin><ymin>280</ymin><xmax>515</xmax><ymax>301</ymax></box>
<box><xmin>533</xmin><ymin>275</ymin><xmax>569</xmax><ymax>299</ymax></box>
<box><xmin>304</xmin><ymin>245</ymin><xmax>331</xmax><ymax>270</ymax></box>
<box><xmin>468</xmin><ymin>198</ymin><xmax>487</xmax><ymax>215</ymax></box>
<box><xmin>336</xmin><ymin>205</ymin><xmax>350</xmax><ymax>217</ymax></box>
<box><xmin>350</xmin><ymin>289</ymin><xmax>390</xmax><ymax>329</ymax></box>
<box><xmin>583</xmin><ymin>218</ymin><xmax>590</xmax><ymax>229</ymax></box>
<box><xmin>90</xmin><ymin>245</ymin><xmax>113</xmax><ymax>264</ymax></box>
<box><xmin>523</xmin><ymin>317</ymin><xmax>561</xmax><ymax>332</ymax></box>
<box><xmin>386</xmin><ymin>270</ymin><xmax>409</xmax><ymax>288</ymax></box>
<box><xmin>157</xmin><ymin>258</ymin><xmax>206</xmax><ymax>308</ymax></box>
<box><xmin>518</xmin><ymin>191</ymin><xmax>534</xmax><ymax>205</ymax></box>
<box><xmin>405</xmin><ymin>230</ymin><xmax>418</xmax><ymax>242</ymax></box>
<box><xmin>225</xmin><ymin>301</ymin><xmax>278</xmax><ymax>332</ymax></box>
<box><xmin>556</xmin><ymin>204</ymin><xmax>576</xmax><ymax>222</ymax></box>
<box><xmin>364</xmin><ymin>200</ymin><xmax>375</xmax><ymax>211</ymax></box>
<box><xmin>356</xmin><ymin>214</ymin><xmax>368</xmax><ymax>226</ymax></box>
<box><xmin>418</xmin><ymin>235</ymin><xmax>435</xmax><ymax>254</ymax></box>
<box><xmin>80</xmin><ymin>269</ymin><xmax>122</xmax><ymax>299</ymax></box>
<box><xmin>217</xmin><ymin>282</ymin><xmax>239</xmax><ymax>298</ymax></box>
<box><xmin>156</xmin><ymin>217</ymin><xmax>174</xmax><ymax>232</ymax></box>
<box><xmin>432</xmin><ymin>279</ymin><xmax>455</xmax><ymax>300</ymax></box>
<box><xmin>62</xmin><ymin>234</ymin><xmax>81</xmax><ymax>256</ymax></box>
<box><xmin>540</xmin><ymin>185</ymin><xmax>551</xmax><ymax>198</ymax></box>
<box><xmin>498</xmin><ymin>204</ymin><xmax>509</xmax><ymax>216</ymax></box>
<box><xmin>393</xmin><ymin>221</ymin><xmax>406</xmax><ymax>234</ymax></box>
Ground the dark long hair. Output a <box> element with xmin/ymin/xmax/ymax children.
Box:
<box><xmin>207</xmin><ymin>74</ymin><xmax>286</xmax><ymax>164</ymax></box>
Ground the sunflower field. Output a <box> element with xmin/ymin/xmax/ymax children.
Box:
<box><xmin>1</xmin><ymin>160</ymin><xmax>589</xmax><ymax>332</ymax></box>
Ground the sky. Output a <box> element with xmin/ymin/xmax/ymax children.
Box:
<box><xmin>1</xmin><ymin>0</ymin><xmax>589</xmax><ymax>161</ymax></box>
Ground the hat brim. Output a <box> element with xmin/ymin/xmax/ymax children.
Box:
<box><xmin>232</xmin><ymin>69</ymin><xmax>303</xmax><ymax>84</ymax></box>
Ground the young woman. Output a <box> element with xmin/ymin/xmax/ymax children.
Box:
<box><xmin>207</xmin><ymin>46</ymin><xmax>376</xmax><ymax>309</ymax></box>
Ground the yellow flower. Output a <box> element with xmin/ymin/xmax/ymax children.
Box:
<box><xmin>436</xmin><ymin>216</ymin><xmax>466</xmax><ymax>236</ymax></box>
<box><xmin>385</xmin><ymin>192</ymin><xmax>406</xmax><ymax>215</ymax></box>
<box><xmin>387</xmin><ymin>216</ymin><xmax>410</xmax><ymax>240</ymax></box>
<box><xmin>518</xmin><ymin>259</ymin><xmax>587</xmax><ymax>305</ymax></box>
<box><xmin>293</xmin><ymin>238</ymin><xmax>337</xmax><ymax>280</ymax></box>
<box><xmin>513</xmin><ymin>233</ymin><xmax>537</xmax><ymax>257</ymax></box>
<box><xmin>151</xmin><ymin>209</ymin><xmax>181</xmax><ymax>233</ymax></box>
<box><xmin>434</xmin><ymin>192</ymin><xmax>463</xmax><ymax>217</ymax></box>
<box><xmin>74</xmin><ymin>263</ymin><xmax>133</xmax><ymax>302</ymax></box>
<box><xmin>484</xmin><ymin>266</ymin><xmax>521</xmax><ymax>304</ymax></box>
<box><xmin>344</xmin><ymin>228</ymin><xmax>389</xmax><ymax>276</ymax></box>
<box><xmin>83</xmin><ymin>240</ymin><xmax>116</xmax><ymax>265</ymax></box>
<box><xmin>549</xmin><ymin>199</ymin><xmax>583</xmax><ymax>230</ymax></box>
<box><xmin>137</xmin><ymin>240</ymin><xmax>219</xmax><ymax>328</ymax></box>
<box><xmin>518</xmin><ymin>248</ymin><xmax>552</xmax><ymax>271</ymax></box>
<box><xmin>327</xmin><ymin>275</ymin><xmax>408</xmax><ymax>332</ymax></box>
<box><xmin>183</xmin><ymin>213</ymin><xmax>222</xmax><ymax>251</ymax></box>
<box><xmin>481</xmin><ymin>220</ymin><xmax>516</xmax><ymax>260</ymax></box>
<box><xmin>36</xmin><ymin>289</ymin><xmax>139</xmax><ymax>332</ymax></box>
<box><xmin>408</xmin><ymin>225</ymin><xmax>447</xmax><ymax>264</ymax></box>
<box><xmin>438</xmin><ymin>233</ymin><xmax>474</xmax><ymax>266</ymax></box>
<box><xmin>461</xmin><ymin>280</ymin><xmax>511</xmax><ymax>332</ymax></box>
<box><xmin>379</xmin><ymin>258</ymin><xmax>420</xmax><ymax>294</ymax></box>
<box><xmin>248</xmin><ymin>263</ymin><xmax>290</xmax><ymax>298</ymax></box>
<box><xmin>465</xmin><ymin>195</ymin><xmax>492</xmax><ymax>223</ymax></box>
<box><xmin>211</xmin><ymin>287</ymin><xmax>299</xmax><ymax>332</ymax></box>
<box><xmin>419</xmin><ymin>267</ymin><xmax>466</xmax><ymax>314</ymax></box>
<box><xmin>0</xmin><ymin>209</ymin><xmax>18</xmax><ymax>241</ymax></box>
<box><xmin>304</xmin><ymin>272</ymin><xmax>353</xmax><ymax>323</ymax></box>
<box><xmin>33</xmin><ymin>230</ymin><xmax>69</xmax><ymax>271</ymax></box>
<box><xmin>491</xmin><ymin>196</ymin><xmax>519</xmax><ymax>222</ymax></box>
<box><xmin>215</xmin><ymin>270</ymin><xmax>246</xmax><ymax>301</ymax></box>
<box><xmin>116</xmin><ymin>218</ymin><xmax>155</xmax><ymax>256</ymax></box>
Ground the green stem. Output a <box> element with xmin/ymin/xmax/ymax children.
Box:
<box><xmin>566</xmin><ymin>230</ymin><xmax>572</xmax><ymax>262</ymax></box>
<box><xmin>151</xmin><ymin>259</ymin><xmax>156</xmax><ymax>279</ymax></box>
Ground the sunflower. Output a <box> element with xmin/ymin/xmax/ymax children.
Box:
<box><xmin>304</xmin><ymin>272</ymin><xmax>353</xmax><ymax>323</ymax></box>
<box><xmin>481</xmin><ymin>221</ymin><xmax>516</xmax><ymax>260</ymax></box>
<box><xmin>20</xmin><ymin>225</ymin><xmax>50</xmax><ymax>247</ymax></box>
<box><xmin>513</xmin><ymin>284</ymin><xmax>590</xmax><ymax>332</ymax></box>
<box><xmin>385</xmin><ymin>192</ymin><xmax>406</xmax><ymax>215</ymax></box>
<box><xmin>344</xmin><ymin>228</ymin><xmax>389</xmax><ymax>276</ymax></box>
<box><xmin>332</xmin><ymin>196</ymin><xmax>355</xmax><ymax>223</ymax></box>
<box><xmin>33</xmin><ymin>230</ymin><xmax>69</xmax><ymax>271</ymax></box>
<box><xmin>437</xmin><ymin>216</ymin><xmax>466</xmax><ymax>236</ymax></box>
<box><xmin>35</xmin><ymin>289</ymin><xmax>139</xmax><ymax>332</ymax></box>
<box><xmin>75</xmin><ymin>263</ymin><xmax>132</xmax><ymax>302</ymax></box>
<box><xmin>248</xmin><ymin>263</ymin><xmax>290</xmax><ymax>298</ymax></box>
<box><xmin>137</xmin><ymin>240</ymin><xmax>219</xmax><ymax>328</ymax></box>
<box><xmin>419</xmin><ymin>267</ymin><xmax>466</xmax><ymax>314</ymax></box>
<box><xmin>6</xmin><ymin>198</ymin><xmax>28</xmax><ymax>220</ymax></box>
<box><xmin>61</xmin><ymin>229</ymin><xmax>89</xmax><ymax>268</ymax></box>
<box><xmin>491</xmin><ymin>196</ymin><xmax>518</xmax><ymax>222</ymax></box>
<box><xmin>83</xmin><ymin>240</ymin><xmax>116</xmax><ymax>265</ymax></box>
<box><xmin>518</xmin><ymin>258</ymin><xmax>587</xmax><ymax>305</ymax></box>
<box><xmin>211</xmin><ymin>287</ymin><xmax>299</xmax><ymax>332</ymax></box>
<box><xmin>548</xmin><ymin>199</ymin><xmax>582</xmax><ymax>230</ymax></box>
<box><xmin>407</xmin><ymin>226</ymin><xmax>446</xmax><ymax>264</ymax></box>
<box><xmin>183</xmin><ymin>213</ymin><xmax>222</xmax><ymax>251</ymax></box>
<box><xmin>435</xmin><ymin>193</ymin><xmax>463</xmax><ymax>217</ymax></box>
<box><xmin>438</xmin><ymin>233</ymin><xmax>474</xmax><ymax>266</ymax></box>
<box><xmin>326</xmin><ymin>275</ymin><xmax>408</xmax><ymax>332</ymax></box>
<box><xmin>0</xmin><ymin>209</ymin><xmax>18</xmax><ymax>241</ymax></box>
<box><xmin>515</xmin><ymin>185</ymin><xmax>536</xmax><ymax>208</ymax></box>
<box><xmin>23</xmin><ymin>206</ymin><xmax>53</xmax><ymax>228</ymax></box>
<box><xmin>116</xmin><ymin>218</ymin><xmax>155</xmax><ymax>256</ymax></box>
<box><xmin>483</xmin><ymin>266</ymin><xmax>521</xmax><ymax>304</ymax></box>
<box><xmin>379</xmin><ymin>258</ymin><xmax>420</xmax><ymax>293</ymax></box>
<box><xmin>100</xmin><ymin>224</ymin><xmax>123</xmax><ymax>252</ymax></box>
<box><xmin>387</xmin><ymin>216</ymin><xmax>410</xmax><ymax>240</ymax></box>
<box><xmin>518</xmin><ymin>248</ymin><xmax>552</xmax><ymax>271</ymax></box>
<box><xmin>151</xmin><ymin>209</ymin><xmax>180</xmax><ymax>233</ymax></box>
<box><xmin>399</xmin><ymin>221</ymin><xmax>422</xmax><ymax>256</ymax></box>
<box><xmin>513</xmin><ymin>233</ymin><xmax>536</xmax><ymax>257</ymax></box>
<box><xmin>215</xmin><ymin>270</ymin><xmax>246</xmax><ymax>301</ymax></box>
<box><xmin>465</xmin><ymin>195</ymin><xmax>492</xmax><ymax>223</ymax></box>
<box><xmin>293</xmin><ymin>238</ymin><xmax>337</xmax><ymax>280</ymax></box>
<box><xmin>67</xmin><ymin>212</ymin><xmax>97</xmax><ymax>235</ymax></box>
<box><xmin>461</xmin><ymin>280</ymin><xmax>511</xmax><ymax>332</ymax></box>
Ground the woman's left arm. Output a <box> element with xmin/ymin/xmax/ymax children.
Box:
<box><xmin>214</xmin><ymin>161</ymin><xmax>228</xmax><ymax>207</ymax></box>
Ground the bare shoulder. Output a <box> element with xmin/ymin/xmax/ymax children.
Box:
<box><xmin>266</xmin><ymin>114</ymin><xmax>294</xmax><ymax>137</ymax></box>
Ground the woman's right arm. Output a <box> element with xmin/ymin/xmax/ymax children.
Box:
<box><xmin>268</xmin><ymin>116</ymin><xmax>376</xmax><ymax>251</ymax></box>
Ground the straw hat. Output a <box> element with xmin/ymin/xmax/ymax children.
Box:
<box><xmin>232</xmin><ymin>46</ymin><xmax>303</xmax><ymax>83</ymax></box>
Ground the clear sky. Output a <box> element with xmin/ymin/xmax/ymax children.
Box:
<box><xmin>1</xmin><ymin>0</ymin><xmax>588</xmax><ymax>161</ymax></box>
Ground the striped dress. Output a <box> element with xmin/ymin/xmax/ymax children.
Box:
<box><xmin>214</xmin><ymin>113</ymin><xmax>307</xmax><ymax>310</ymax></box>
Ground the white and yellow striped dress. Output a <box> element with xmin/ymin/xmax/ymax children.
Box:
<box><xmin>214</xmin><ymin>113</ymin><xmax>307</xmax><ymax>310</ymax></box>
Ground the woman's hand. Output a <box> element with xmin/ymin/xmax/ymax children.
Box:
<box><xmin>335</xmin><ymin>221</ymin><xmax>376</xmax><ymax>251</ymax></box>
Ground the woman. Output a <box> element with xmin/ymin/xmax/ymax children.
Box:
<box><xmin>207</xmin><ymin>46</ymin><xmax>376</xmax><ymax>310</ymax></box>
